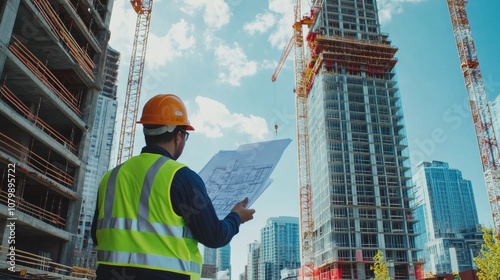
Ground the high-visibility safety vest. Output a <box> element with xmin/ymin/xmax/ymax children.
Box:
<box><xmin>96</xmin><ymin>153</ymin><xmax>202</xmax><ymax>280</ymax></box>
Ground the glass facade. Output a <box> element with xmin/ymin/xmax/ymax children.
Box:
<box><xmin>412</xmin><ymin>161</ymin><xmax>482</xmax><ymax>274</ymax></box>
<box><xmin>217</xmin><ymin>244</ymin><xmax>232</xmax><ymax>278</ymax></box>
<box><xmin>259</xmin><ymin>216</ymin><xmax>300</xmax><ymax>280</ymax></box>
<box><xmin>305</xmin><ymin>0</ymin><xmax>418</xmax><ymax>278</ymax></box>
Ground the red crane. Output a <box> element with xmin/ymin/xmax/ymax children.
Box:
<box><xmin>272</xmin><ymin>1</ymin><xmax>322</xmax><ymax>279</ymax></box>
<box><xmin>116</xmin><ymin>0</ymin><xmax>154</xmax><ymax>164</ymax></box>
<box><xmin>446</xmin><ymin>0</ymin><xmax>500</xmax><ymax>235</ymax></box>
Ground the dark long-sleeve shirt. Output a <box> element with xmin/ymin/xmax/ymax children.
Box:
<box><xmin>91</xmin><ymin>145</ymin><xmax>241</xmax><ymax>279</ymax></box>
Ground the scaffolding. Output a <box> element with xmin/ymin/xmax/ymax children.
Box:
<box><xmin>305</xmin><ymin>34</ymin><xmax>398</xmax><ymax>94</ymax></box>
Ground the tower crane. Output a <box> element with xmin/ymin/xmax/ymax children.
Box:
<box><xmin>272</xmin><ymin>1</ymin><xmax>322</xmax><ymax>279</ymax></box>
<box><xmin>446</xmin><ymin>0</ymin><xmax>500</xmax><ymax>236</ymax></box>
<box><xmin>116</xmin><ymin>0</ymin><xmax>154</xmax><ymax>164</ymax></box>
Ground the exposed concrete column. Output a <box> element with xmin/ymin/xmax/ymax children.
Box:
<box><xmin>0</xmin><ymin>0</ymin><xmax>21</xmax><ymax>75</ymax></box>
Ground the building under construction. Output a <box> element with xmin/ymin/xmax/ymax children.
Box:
<box><xmin>0</xmin><ymin>0</ymin><xmax>114</xmax><ymax>272</ymax></box>
<box><xmin>304</xmin><ymin>0</ymin><xmax>420</xmax><ymax>279</ymax></box>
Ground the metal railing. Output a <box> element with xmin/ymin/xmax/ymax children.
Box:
<box><xmin>8</xmin><ymin>36</ymin><xmax>82</xmax><ymax>116</ymax></box>
<box><xmin>0</xmin><ymin>190</ymin><xmax>66</xmax><ymax>228</ymax></box>
<box><xmin>0</xmin><ymin>132</ymin><xmax>74</xmax><ymax>187</ymax></box>
<box><xmin>0</xmin><ymin>246</ymin><xmax>96</xmax><ymax>279</ymax></box>
<box><xmin>0</xmin><ymin>84</ymin><xmax>78</xmax><ymax>155</ymax></box>
<box><xmin>32</xmin><ymin>0</ymin><xmax>95</xmax><ymax>78</ymax></box>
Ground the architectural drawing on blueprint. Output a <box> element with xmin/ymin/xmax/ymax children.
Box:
<box><xmin>199</xmin><ymin>139</ymin><xmax>292</xmax><ymax>219</ymax></box>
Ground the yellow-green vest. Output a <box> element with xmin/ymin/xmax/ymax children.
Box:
<box><xmin>96</xmin><ymin>153</ymin><xmax>202</xmax><ymax>279</ymax></box>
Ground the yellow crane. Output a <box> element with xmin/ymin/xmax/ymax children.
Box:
<box><xmin>272</xmin><ymin>1</ymin><xmax>322</xmax><ymax>279</ymax></box>
<box><xmin>116</xmin><ymin>0</ymin><xmax>154</xmax><ymax>164</ymax></box>
<box><xmin>446</xmin><ymin>0</ymin><xmax>500</xmax><ymax>236</ymax></box>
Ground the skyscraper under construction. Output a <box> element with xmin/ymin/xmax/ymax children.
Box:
<box><xmin>0</xmin><ymin>0</ymin><xmax>114</xmax><ymax>272</ymax></box>
<box><xmin>304</xmin><ymin>0</ymin><xmax>419</xmax><ymax>279</ymax></box>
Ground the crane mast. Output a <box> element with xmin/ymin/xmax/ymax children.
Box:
<box><xmin>292</xmin><ymin>1</ymin><xmax>314</xmax><ymax>278</ymax></box>
<box><xmin>272</xmin><ymin>1</ymin><xmax>323</xmax><ymax>279</ymax></box>
<box><xmin>116</xmin><ymin>0</ymin><xmax>153</xmax><ymax>165</ymax></box>
<box><xmin>446</xmin><ymin>0</ymin><xmax>500</xmax><ymax>235</ymax></box>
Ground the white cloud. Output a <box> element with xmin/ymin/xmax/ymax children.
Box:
<box><xmin>377</xmin><ymin>0</ymin><xmax>426</xmax><ymax>24</ymax></box>
<box><xmin>108</xmin><ymin>0</ymin><xmax>137</xmax><ymax>49</ymax></box>
<box><xmin>109</xmin><ymin>0</ymin><xmax>196</xmax><ymax>69</ymax></box>
<box><xmin>213</xmin><ymin>43</ymin><xmax>258</xmax><ymax>86</ymax></box>
<box><xmin>268</xmin><ymin>0</ymin><xmax>297</xmax><ymax>48</ymax></box>
<box><xmin>243</xmin><ymin>0</ymin><xmax>295</xmax><ymax>49</ymax></box>
<box><xmin>147</xmin><ymin>19</ymin><xmax>196</xmax><ymax>69</ymax></box>
<box><xmin>261</xmin><ymin>59</ymin><xmax>279</xmax><ymax>70</ymax></box>
<box><xmin>179</xmin><ymin>0</ymin><xmax>231</xmax><ymax>29</ymax></box>
<box><xmin>190</xmin><ymin>96</ymin><xmax>269</xmax><ymax>140</ymax></box>
<box><xmin>243</xmin><ymin>12</ymin><xmax>276</xmax><ymax>35</ymax></box>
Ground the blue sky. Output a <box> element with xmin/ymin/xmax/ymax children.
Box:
<box><xmin>107</xmin><ymin>0</ymin><xmax>500</xmax><ymax>277</ymax></box>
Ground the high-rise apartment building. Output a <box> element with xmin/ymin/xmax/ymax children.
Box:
<box><xmin>247</xmin><ymin>240</ymin><xmax>260</xmax><ymax>280</ymax></box>
<box><xmin>0</xmin><ymin>0</ymin><xmax>113</xmax><ymax>270</ymax></box>
<box><xmin>412</xmin><ymin>161</ymin><xmax>482</xmax><ymax>274</ymax></box>
<box><xmin>259</xmin><ymin>216</ymin><xmax>300</xmax><ymax>280</ymax></box>
<box><xmin>75</xmin><ymin>46</ymin><xmax>120</xmax><ymax>253</ymax></box>
<box><xmin>305</xmin><ymin>1</ymin><xmax>419</xmax><ymax>278</ymax></box>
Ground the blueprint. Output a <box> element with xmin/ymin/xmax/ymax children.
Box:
<box><xmin>199</xmin><ymin>138</ymin><xmax>292</xmax><ymax>219</ymax></box>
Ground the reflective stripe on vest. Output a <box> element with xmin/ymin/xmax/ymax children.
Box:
<box><xmin>97</xmin><ymin>155</ymin><xmax>201</xmax><ymax>277</ymax></box>
<box><xmin>97</xmin><ymin>251</ymin><xmax>201</xmax><ymax>274</ymax></box>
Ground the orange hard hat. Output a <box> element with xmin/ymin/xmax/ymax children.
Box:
<box><xmin>137</xmin><ymin>94</ymin><xmax>195</xmax><ymax>130</ymax></box>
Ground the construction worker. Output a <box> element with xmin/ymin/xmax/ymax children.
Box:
<box><xmin>91</xmin><ymin>94</ymin><xmax>255</xmax><ymax>280</ymax></box>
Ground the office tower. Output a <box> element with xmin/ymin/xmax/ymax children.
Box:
<box><xmin>259</xmin><ymin>216</ymin><xmax>300</xmax><ymax>280</ymax></box>
<box><xmin>305</xmin><ymin>1</ymin><xmax>419</xmax><ymax>278</ymax></box>
<box><xmin>217</xmin><ymin>244</ymin><xmax>232</xmax><ymax>278</ymax></box>
<box><xmin>0</xmin><ymin>0</ymin><xmax>114</xmax><ymax>270</ymax></box>
<box><xmin>247</xmin><ymin>240</ymin><xmax>260</xmax><ymax>280</ymax></box>
<box><xmin>412</xmin><ymin>161</ymin><xmax>482</xmax><ymax>274</ymax></box>
<box><xmin>75</xmin><ymin>46</ymin><xmax>120</xmax><ymax>253</ymax></box>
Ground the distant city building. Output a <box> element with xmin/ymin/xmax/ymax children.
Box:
<box><xmin>259</xmin><ymin>216</ymin><xmax>300</xmax><ymax>280</ymax></box>
<box><xmin>204</xmin><ymin>247</ymin><xmax>217</xmax><ymax>265</ymax></box>
<box><xmin>204</xmin><ymin>244</ymin><xmax>231</xmax><ymax>279</ymax></box>
<box><xmin>247</xmin><ymin>240</ymin><xmax>260</xmax><ymax>280</ymax></box>
<box><xmin>216</xmin><ymin>270</ymin><xmax>230</xmax><ymax>280</ymax></box>
<box><xmin>202</xmin><ymin>264</ymin><xmax>217</xmax><ymax>279</ymax></box>
<box><xmin>280</xmin><ymin>268</ymin><xmax>299</xmax><ymax>280</ymax></box>
<box><xmin>76</xmin><ymin>46</ymin><xmax>120</xmax><ymax>253</ymax></box>
<box><xmin>412</xmin><ymin>161</ymin><xmax>483</xmax><ymax>274</ymax></box>
<box><xmin>217</xmin><ymin>244</ymin><xmax>231</xmax><ymax>278</ymax></box>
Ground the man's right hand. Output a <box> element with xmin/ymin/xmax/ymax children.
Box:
<box><xmin>231</xmin><ymin>197</ymin><xmax>255</xmax><ymax>224</ymax></box>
